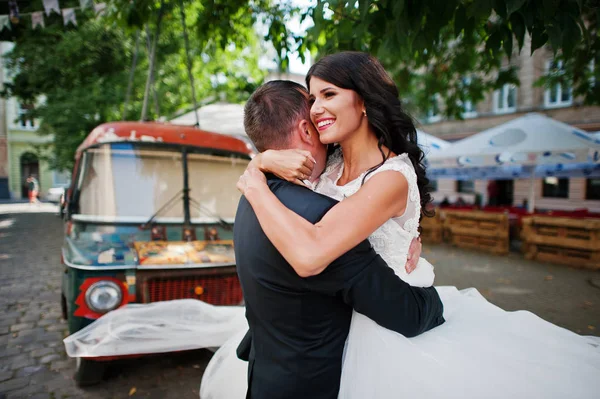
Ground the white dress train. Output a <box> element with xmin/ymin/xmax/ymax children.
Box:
<box><xmin>200</xmin><ymin>152</ymin><xmax>600</xmax><ymax>399</ymax></box>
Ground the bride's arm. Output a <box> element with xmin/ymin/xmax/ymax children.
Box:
<box><xmin>239</xmin><ymin>167</ymin><xmax>408</xmax><ymax>277</ymax></box>
<box><xmin>248</xmin><ymin>149</ymin><xmax>316</xmax><ymax>185</ymax></box>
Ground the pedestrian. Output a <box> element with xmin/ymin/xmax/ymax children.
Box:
<box><xmin>26</xmin><ymin>174</ymin><xmax>39</xmax><ymax>204</ymax></box>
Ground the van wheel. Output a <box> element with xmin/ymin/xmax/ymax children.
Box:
<box><xmin>74</xmin><ymin>357</ymin><xmax>106</xmax><ymax>387</ymax></box>
<box><xmin>60</xmin><ymin>294</ymin><xmax>68</xmax><ymax>320</ymax></box>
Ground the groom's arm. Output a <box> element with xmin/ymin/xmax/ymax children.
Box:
<box><xmin>273</xmin><ymin>181</ymin><xmax>444</xmax><ymax>336</ymax></box>
<box><xmin>307</xmin><ymin>241</ymin><xmax>444</xmax><ymax>338</ymax></box>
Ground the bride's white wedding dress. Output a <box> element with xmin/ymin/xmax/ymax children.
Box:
<box><xmin>200</xmin><ymin>151</ymin><xmax>600</xmax><ymax>398</ymax></box>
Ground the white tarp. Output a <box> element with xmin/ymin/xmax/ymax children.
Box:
<box><xmin>63</xmin><ymin>299</ymin><xmax>247</xmax><ymax>357</ymax></box>
<box><xmin>427</xmin><ymin>113</ymin><xmax>600</xmax><ymax>168</ymax></box>
<box><xmin>169</xmin><ymin>104</ymin><xmax>246</xmax><ymax>136</ymax></box>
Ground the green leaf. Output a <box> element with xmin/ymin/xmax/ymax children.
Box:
<box><xmin>466</xmin><ymin>0</ymin><xmax>493</xmax><ymax>20</ymax></box>
<box><xmin>546</xmin><ymin>23</ymin><xmax>562</xmax><ymax>53</ymax></box>
<box><xmin>561</xmin><ymin>15</ymin><xmax>582</xmax><ymax>59</ymax></box>
<box><xmin>509</xmin><ymin>12</ymin><xmax>526</xmax><ymax>51</ymax></box>
<box><xmin>542</xmin><ymin>0</ymin><xmax>560</xmax><ymax>19</ymax></box>
<box><xmin>393</xmin><ymin>0</ymin><xmax>405</xmax><ymax>18</ymax></box>
<box><xmin>486</xmin><ymin>30</ymin><xmax>503</xmax><ymax>55</ymax></box>
<box><xmin>505</xmin><ymin>0</ymin><xmax>527</xmax><ymax>16</ymax></box>
<box><xmin>502</xmin><ymin>26</ymin><xmax>514</xmax><ymax>57</ymax></box>
<box><xmin>494</xmin><ymin>0</ymin><xmax>508</xmax><ymax>19</ymax></box>
<box><xmin>359</xmin><ymin>0</ymin><xmax>371</xmax><ymax>20</ymax></box>
<box><xmin>530</xmin><ymin>26</ymin><xmax>548</xmax><ymax>54</ymax></box>
<box><xmin>454</xmin><ymin>5</ymin><xmax>467</xmax><ymax>37</ymax></box>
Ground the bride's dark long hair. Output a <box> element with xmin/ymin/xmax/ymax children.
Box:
<box><xmin>306</xmin><ymin>51</ymin><xmax>433</xmax><ymax>217</ymax></box>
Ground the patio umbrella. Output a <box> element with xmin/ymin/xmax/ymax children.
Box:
<box><xmin>427</xmin><ymin>113</ymin><xmax>600</xmax><ymax>212</ymax></box>
<box><xmin>417</xmin><ymin>130</ymin><xmax>450</xmax><ymax>156</ymax></box>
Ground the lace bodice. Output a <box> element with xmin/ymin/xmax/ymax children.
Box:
<box><xmin>315</xmin><ymin>149</ymin><xmax>432</xmax><ymax>286</ymax></box>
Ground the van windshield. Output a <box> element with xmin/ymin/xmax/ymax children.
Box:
<box><xmin>75</xmin><ymin>143</ymin><xmax>248</xmax><ymax>222</ymax></box>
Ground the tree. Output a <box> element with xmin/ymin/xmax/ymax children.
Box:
<box><xmin>2</xmin><ymin>1</ymin><xmax>266</xmax><ymax>170</ymax></box>
<box><xmin>299</xmin><ymin>0</ymin><xmax>599</xmax><ymax>119</ymax></box>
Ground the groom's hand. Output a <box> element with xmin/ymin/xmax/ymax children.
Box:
<box><xmin>405</xmin><ymin>237</ymin><xmax>421</xmax><ymax>274</ymax></box>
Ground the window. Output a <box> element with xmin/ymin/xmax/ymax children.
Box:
<box><xmin>544</xmin><ymin>60</ymin><xmax>572</xmax><ymax>108</ymax></box>
<box><xmin>493</xmin><ymin>84</ymin><xmax>517</xmax><ymax>114</ymax></box>
<box><xmin>426</xmin><ymin>94</ymin><xmax>442</xmax><ymax>123</ymax></box>
<box><xmin>17</xmin><ymin>103</ymin><xmax>36</xmax><ymax>129</ymax></box>
<box><xmin>542</xmin><ymin>177</ymin><xmax>569</xmax><ymax>198</ymax></box>
<box><xmin>456</xmin><ymin>180</ymin><xmax>474</xmax><ymax>193</ymax></box>
<box><xmin>460</xmin><ymin>77</ymin><xmax>477</xmax><ymax>118</ymax></box>
<box><xmin>586</xmin><ymin>178</ymin><xmax>600</xmax><ymax>200</ymax></box>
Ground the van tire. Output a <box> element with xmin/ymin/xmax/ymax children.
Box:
<box><xmin>74</xmin><ymin>357</ymin><xmax>106</xmax><ymax>387</ymax></box>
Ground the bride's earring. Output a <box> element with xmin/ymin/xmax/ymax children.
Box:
<box><xmin>363</xmin><ymin>109</ymin><xmax>367</xmax><ymax>117</ymax></box>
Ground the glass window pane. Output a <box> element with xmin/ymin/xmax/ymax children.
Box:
<box><xmin>550</xmin><ymin>86</ymin><xmax>558</xmax><ymax>103</ymax></box>
<box><xmin>586</xmin><ymin>179</ymin><xmax>600</xmax><ymax>200</ymax></box>
<box><xmin>561</xmin><ymin>84</ymin><xmax>571</xmax><ymax>102</ymax></box>
<box><xmin>507</xmin><ymin>86</ymin><xmax>516</xmax><ymax>108</ymax></box>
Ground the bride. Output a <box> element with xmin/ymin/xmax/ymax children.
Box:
<box><xmin>201</xmin><ymin>52</ymin><xmax>600</xmax><ymax>398</ymax></box>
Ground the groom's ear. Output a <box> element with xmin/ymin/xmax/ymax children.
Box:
<box><xmin>298</xmin><ymin>119</ymin><xmax>316</xmax><ymax>146</ymax></box>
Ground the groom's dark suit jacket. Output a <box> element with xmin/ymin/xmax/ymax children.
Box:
<box><xmin>234</xmin><ymin>176</ymin><xmax>445</xmax><ymax>399</ymax></box>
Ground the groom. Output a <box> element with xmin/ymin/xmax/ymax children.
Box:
<box><xmin>234</xmin><ymin>80</ymin><xmax>444</xmax><ymax>399</ymax></box>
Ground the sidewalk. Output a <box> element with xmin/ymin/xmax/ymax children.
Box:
<box><xmin>0</xmin><ymin>201</ymin><xmax>60</xmax><ymax>214</ymax></box>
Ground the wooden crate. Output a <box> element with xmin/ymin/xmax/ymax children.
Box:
<box><xmin>442</xmin><ymin>210</ymin><xmax>509</xmax><ymax>254</ymax></box>
<box><xmin>522</xmin><ymin>216</ymin><xmax>600</xmax><ymax>269</ymax></box>
<box><xmin>420</xmin><ymin>210</ymin><xmax>442</xmax><ymax>244</ymax></box>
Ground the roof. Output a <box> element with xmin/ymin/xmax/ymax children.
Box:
<box><xmin>75</xmin><ymin>122</ymin><xmax>255</xmax><ymax>159</ymax></box>
<box><xmin>169</xmin><ymin>103</ymin><xmax>246</xmax><ymax>135</ymax></box>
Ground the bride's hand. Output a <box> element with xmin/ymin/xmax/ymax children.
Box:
<box><xmin>258</xmin><ymin>149</ymin><xmax>316</xmax><ymax>186</ymax></box>
<box><xmin>405</xmin><ymin>237</ymin><xmax>422</xmax><ymax>274</ymax></box>
<box><xmin>237</xmin><ymin>167</ymin><xmax>268</xmax><ymax>196</ymax></box>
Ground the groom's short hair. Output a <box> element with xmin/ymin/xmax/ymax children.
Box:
<box><xmin>244</xmin><ymin>80</ymin><xmax>310</xmax><ymax>152</ymax></box>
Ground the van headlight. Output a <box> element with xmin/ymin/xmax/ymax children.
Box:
<box><xmin>85</xmin><ymin>281</ymin><xmax>122</xmax><ymax>313</ymax></box>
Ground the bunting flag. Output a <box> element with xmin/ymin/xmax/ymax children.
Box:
<box><xmin>31</xmin><ymin>11</ymin><xmax>45</xmax><ymax>29</ymax></box>
<box><xmin>94</xmin><ymin>3</ymin><xmax>106</xmax><ymax>15</ymax></box>
<box><xmin>62</xmin><ymin>8</ymin><xmax>77</xmax><ymax>26</ymax></box>
<box><xmin>43</xmin><ymin>0</ymin><xmax>60</xmax><ymax>16</ymax></box>
<box><xmin>0</xmin><ymin>15</ymin><xmax>10</xmax><ymax>31</ymax></box>
<box><xmin>79</xmin><ymin>0</ymin><xmax>93</xmax><ymax>10</ymax></box>
<box><xmin>8</xmin><ymin>1</ymin><xmax>19</xmax><ymax>24</ymax></box>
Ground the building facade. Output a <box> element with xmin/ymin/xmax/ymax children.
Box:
<box><xmin>0</xmin><ymin>41</ymin><xmax>68</xmax><ymax>200</ymax></box>
<box><xmin>421</xmin><ymin>40</ymin><xmax>600</xmax><ymax>213</ymax></box>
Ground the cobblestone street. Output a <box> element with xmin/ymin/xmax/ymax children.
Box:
<box><xmin>0</xmin><ymin>206</ymin><xmax>599</xmax><ymax>398</ymax></box>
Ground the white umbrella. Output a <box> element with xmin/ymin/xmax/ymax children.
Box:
<box><xmin>169</xmin><ymin>103</ymin><xmax>246</xmax><ymax>136</ymax></box>
<box><xmin>428</xmin><ymin>113</ymin><xmax>600</xmax><ymax>168</ymax></box>
<box><xmin>417</xmin><ymin>130</ymin><xmax>450</xmax><ymax>156</ymax></box>
<box><xmin>427</xmin><ymin>113</ymin><xmax>600</xmax><ymax>212</ymax></box>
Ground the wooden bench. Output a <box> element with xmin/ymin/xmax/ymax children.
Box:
<box><xmin>442</xmin><ymin>210</ymin><xmax>510</xmax><ymax>255</ymax></box>
<box><xmin>522</xmin><ymin>216</ymin><xmax>600</xmax><ymax>270</ymax></box>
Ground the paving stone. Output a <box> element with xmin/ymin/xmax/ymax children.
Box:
<box><xmin>49</xmin><ymin>360</ymin><xmax>72</xmax><ymax>372</ymax></box>
<box><xmin>0</xmin><ymin>377</ymin><xmax>29</xmax><ymax>393</ymax></box>
<box><xmin>30</xmin><ymin>348</ymin><xmax>55</xmax><ymax>358</ymax></box>
<box><xmin>45</xmin><ymin>324</ymin><xmax>65</xmax><ymax>332</ymax></box>
<box><xmin>5</xmin><ymin>384</ymin><xmax>46</xmax><ymax>399</ymax></box>
<box><xmin>0</xmin><ymin>346</ymin><xmax>20</xmax><ymax>358</ymax></box>
<box><xmin>39</xmin><ymin>354</ymin><xmax>61</xmax><ymax>364</ymax></box>
<box><xmin>8</xmin><ymin>323</ymin><xmax>34</xmax><ymax>333</ymax></box>
<box><xmin>5</xmin><ymin>354</ymin><xmax>35</xmax><ymax>370</ymax></box>
<box><xmin>0</xmin><ymin>326</ymin><xmax>9</xmax><ymax>335</ymax></box>
<box><xmin>18</xmin><ymin>313</ymin><xmax>41</xmax><ymax>323</ymax></box>
<box><xmin>0</xmin><ymin>370</ymin><xmax>13</xmax><ymax>382</ymax></box>
<box><xmin>15</xmin><ymin>365</ymin><xmax>45</xmax><ymax>378</ymax></box>
<box><xmin>37</xmin><ymin>318</ymin><xmax>57</xmax><ymax>327</ymax></box>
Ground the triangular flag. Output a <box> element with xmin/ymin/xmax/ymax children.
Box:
<box><xmin>31</xmin><ymin>12</ymin><xmax>45</xmax><ymax>29</ymax></box>
<box><xmin>62</xmin><ymin>8</ymin><xmax>77</xmax><ymax>26</ymax></box>
<box><xmin>94</xmin><ymin>3</ymin><xmax>107</xmax><ymax>15</ymax></box>
<box><xmin>43</xmin><ymin>0</ymin><xmax>60</xmax><ymax>16</ymax></box>
<box><xmin>0</xmin><ymin>16</ymin><xmax>11</xmax><ymax>31</ymax></box>
<box><xmin>80</xmin><ymin>0</ymin><xmax>93</xmax><ymax>9</ymax></box>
